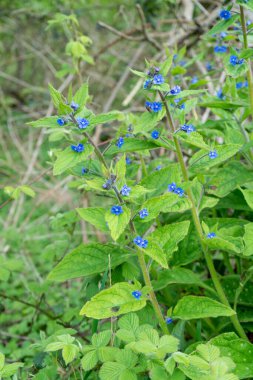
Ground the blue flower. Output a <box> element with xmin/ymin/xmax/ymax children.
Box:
<box><xmin>77</xmin><ymin>117</ymin><xmax>89</xmax><ymax>129</ymax></box>
<box><xmin>206</xmin><ymin>62</ymin><xmax>212</xmax><ymax>71</ymax></box>
<box><xmin>219</xmin><ymin>9</ymin><xmax>231</xmax><ymax>20</ymax></box>
<box><xmin>111</xmin><ymin>205</ymin><xmax>123</xmax><ymax>215</ymax></box>
<box><xmin>165</xmin><ymin>317</ymin><xmax>173</xmax><ymax>324</ymax></box>
<box><xmin>170</xmin><ymin>85</ymin><xmax>181</xmax><ymax>95</ymax></box>
<box><xmin>116</xmin><ymin>137</ymin><xmax>124</xmax><ymax>148</ymax></box>
<box><xmin>214</xmin><ymin>45</ymin><xmax>227</xmax><ymax>53</ymax></box>
<box><xmin>209</xmin><ymin>150</ymin><xmax>218</xmax><ymax>159</ymax></box>
<box><xmin>133</xmin><ymin>236</ymin><xmax>148</xmax><ymax>248</ymax></box>
<box><xmin>179</xmin><ymin>60</ymin><xmax>186</xmax><ymax>67</ymax></box>
<box><xmin>121</xmin><ymin>185</ymin><xmax>131</xmax><ymax>196</ymax></box>
<box><xmin>145</xmin><ymin>101</ymin><xmax>153</xmax><ymax>110</ymax></box>
<box><xmin>230</xmin><ymin>55</ymin><xmax>244</xmax><ymax>66</ymax></box>
<box><xmin>126</xmin><ymin>156</ymin><xmax>131</xmax><ymax>165</ymax></box>
<box><xmin>151</xmin><ymin>130</ymin><xmax>159</xmax><ymax>139</ymax></box>
<box><xmin>57</xmin><ymin>118</ymin><xmax>65</xmax><ymax>126</ymax></box>
<box><xmin>132</xmin><ymin>290</ymin><xmax>142</xmax><ymax>300</ymax></box>
<box><xmin>220</xmin><ymin>32</ymin><xmax>227</xmax><ymax>38</ymax></box>
<box><xmin>191</xmin><ymin>76</ymin><xmax>198</xmax><ymax>84</ymax></box>
<box><xmin>155</xmin><ymin>165</ymin><xmax>162</xmax><ymax>170</ymax></box>
<box><xmin>180</xmin><ymin>124</ymin><xmax>195</xmax><ymax>133</ymax></box>
<box><xmin>70</xmin><ymin>101</ymin><xmax>79</xmax><ymax>111</ymax></box>
<box><xmin>81</xmin><ymin>167</ymin><xmax>89</xmax><ymax>174</ymax></box>
<box><xmin>171</xmin><ymin>98</ymin><xmax>185</xmax><ymax>110</ymax></box>
<box><xmin>144</xmin><ymin>79</ymin><xmax>152</xmax><ymax>89</ymax></box>
<box><xmin>244</xmin><ymin>80</ymin><xmax>248</xmax><ymax>87</ymax></box>
<box><xmin>153</xmin><ymin>74</ymin><xmax>164</xmax><ymax>85</ymax></box>
<box><xmin>207</xmin><ymin>232</ymin><xmax>216</xmax><ymax>238</ymax></box>
<box><xmin>216</xmin><ymin>89</ymin><xmax>225</xmax><ymax>100</ymax></box>
<box><xmin>236</xmin><ymin>82</ymin><xmax>243</xmax><ymax>89</ymax></box>
<box><xmin>174</xmin><ymin>187</ymin><xmax>184</xmax><ymax>197</ymax></box>
<box><xmin>139</xmin><ymin>208</ymin><xmax>148</xmax><ymax>219</ymax></box>
<box><xmin>168</xmin><ymin>182</ymin><xmax>177</xmax><ymax>192</ymax></box>
<box><xmin>71</xmin><ymin>143</ymin><xmax>84</xmax><ymax>153</ymax></box>
<box><xmin>152</xmin><ymin>102</ymin><xmax>162</xmax><ymax>112</ymax></box>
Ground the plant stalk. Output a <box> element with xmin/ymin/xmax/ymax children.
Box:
<box><xmin>159</xmin><ymin>92</ymin><xmax>248</xmax><ymax>340</ymax></box>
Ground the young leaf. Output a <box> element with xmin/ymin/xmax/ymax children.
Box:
<box><xmin>76</xmin><ymin>207</ymin><xmax>107</xmax><ymax>232</ymax></box>
<box><xmin>53</xmin><ymin>145</ymin><xmax>93</xmax><ymax>175</ymax></box>
<box><xmin>105</xmin><ymin>205</ymin><xmax>131</xmax><ymax>241</ymax></box>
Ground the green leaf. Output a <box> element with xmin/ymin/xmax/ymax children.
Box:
<box><xmin>178</xmin><ymin>132</ymin><xmax>210</xmax><ymax>149</ymax></box>
<box><xmin>81</xmin><ymin>350</ymin><xmax>98</xmax><ymax>371</ymax></box>
<box><xmin>62</xmin><ymin>344</ymin><xmax>78</xmax><ymax>365</ymax></box>
<box><xmin>0</xmin><ymin>353</ymin><xmax>5</xmax><ymax>370</ymax></box>
<box><xmin>240</xmin><ymin>188</ymin><xmax>253</xmax><ymax>209</ymax></box>
<box><xmin>153</xmin><ymin>267</ymin><xmax>206</xmax><ymax>291</ymax></box>
<box><xmin>130</xmin><ymin>68</ymin><xmax>146</xmax><ymax>78</ymax></box>
<box><xmin>140</xmin><ymin>193</ymin><xmax>191</xmax><ymax>221</ymax></box>
<box><xmin>19</xmin><ymin>185</ymin><xmax>35</xmax><ymax>198</ymax></box>
<box><xmin>106</xmin><ymin>139</ymin><xmax>172</xmax><ymax>156</ymax></box>
<box><xmin>133</xmin><ymin>110</ymin><xmax>165</xmax><ymax>134</ymax></box>
<box><xmin>143</xmin><ymin>241</ymin><xmax>168</xmax><ymax>268</ymax></box>
<box><xmin>47</xmin><ymin>243</ymin><xmax>132</xmax><ymax>281</ymax></box>
<box><xmin>173</xmin><ymin>89</ymin><xmax>207</xmax><ymax>99</ymax></box>
<box><xmin>89</xmin><ymin>111</ymin><xmax>122</xmax><ymax>127</ymax></box>
<box><xmin>206</xmin><ymin>14</ymin><xmax>239</xmax><ymax>36</ymax></box>
<box><xmin>76</xmin><ymin>207</ymin><xmax>108</xmax><ymax>232</ymax></box>
<box><xmin>53</xmin><ymin>145</ymin><xmax>93</xmax><ymax>175</ymax></box>
<box><xmin>225</xmin><ymin>55</ymin><xmax>248</xmax><ymax>78</ymax></box>
<box><xmin>48</xmin><ymin>83</ymin><xmax>62</xmax><ymax>108</ymax></box>
<box><xmin>45</xmin><ymin>342</ymin><xmax>65</xmax><ymax>352</ymax></box>
<box><xmin>240</xmin><ymin>48</ymin><xmax>253</xmax><ymax>59</ymax></box>
<box><xmin>189</xmin><ymin>144</ymin><xmax>241</xmax><ymax>172</ymax></box>
<box><xmin>28</xmin><ymin>116</ymin><xmax>59</xmax><ymax>128</ymax></box>
<box><xmin>105</xmin><ymin>206</ymin><xmax>131</xmax><ymax>241</ymax></box>
<box><xmin>100</xmin><ymin>362</ymin><xmax>137</xmax><ymax>380</ymax></box>
<box><xmin>210</xmin><ymin>332</ymin><xmax>253</xmax><ymax>379</ymax></box>
<box><xmin>92</xmin><ymin>331</ymin><xmax>111</xmax><ymax>348</ymax></box>
<box><xmin>80</xmin><ymin>282</ymin><xmax>146</xmax><ymax>319</ymax></box>
<box><xmin>1</xmin><ymin>362</ymin><xmax>24</xmax><ymax>377</ymax></box>
<box><xmin>73</xmin><ymin>82</ymin><xmax>89</xmax><ymax>108</ymax></box>
<box><xmin>243</xmin><ymin>223</ymin><xmax>253</xmax><ymax>256</ymax></box>
<box><xmin>149</xmin><ymin>221</ymin><xmax>190</xmax><ymax>257</ymax></box>
<box><xmin>160</xmin><ymin>55</ymin><xmax>174</xmax><ymax>76</ymax></box>
<box><xmin>173</xmin><ymin>296</ymin><xmax>236</xmax><ymax>320</ymax></box>
<box><xmin>199</xmin><ymin>99</ymin><xmax>247</xmax><ymax>110</ymax></box>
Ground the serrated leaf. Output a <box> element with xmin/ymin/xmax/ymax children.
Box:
<box><xmin>81</xmin><ymin>350</ymin><xmax>98</xmax><ymax>371</ymax></box>
<box><xmin>73</xmin><ymin>82</ymin><xmax>89</xmax><ymax>108</ymax></box>
<box><xmin>153</xmin><ymin>267</ymin><xmax>206</xmax><ymax>291</ymax></box>
<box><xmin>173</xmin><ymin>296</ymin><xmax>236</xmax><ymax>320</ymax></box>
<box><xmin>143</xmin><ymin>241</ymin><xmax>168</xmax><ymax>268</ymax></box>
<box><xmin>80</xmin><ymin>282</ymin><xmax>146</xmax><ymax>319</ymax></box>
<box><xmin>28</xmin><ymin>116</ymin><xmax>59</xmax><ymax>128</ymax></box>
<box><xmin>178</xmin><ymin>131</ymin><xmax>210</xmax><ymax>149</ymax></box>
<box><xmin>53</xmin><ymin>145</ymin><xmax>93</xmax><ymax>175</ymax></box>
<box><xmin>89</xmin><ymin>111</ymin><xmax>122</xmax><ymax>127</ymax></box>
<box><xmin>62</xmin><ymin>344</ymin><xmax>78</xmax><ymax>365</ymax></box>
<box><xmin>105</xmin><ymin>139</ymin><xmax>166</xmax><ymax>155</ymax></box>
<box><xmin>92</xmin><ymin>331</ymin><xmax>111</xmax><ymax>348</ymax></box>
<box><xmin>1</xmin><ymin>362</ymin><xmax>24</xmax><ymax>377</ymax></box>
<box><xmin>47</xmin><ymin>243</ymin><xmax>132</xmax><ymax>281</ymax></box>
<box><xmin>76</xmin><ymin>207</ymin><xmax>107</xmax><ymax>232</ymax></box>
<box><xmin>105</xmin><ymin>206</ymin><xmax>131</xmax><ymax>240</ymax></box>
<box><xmin>240</xmin><ymin>188</ymin><xmax>253</xmax><ymax>209</ymax></box>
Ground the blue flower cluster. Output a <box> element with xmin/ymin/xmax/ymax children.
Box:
<box><xmin>133</xmin><ymin>236</ymin><xmax>148</xmax><ymax>248</ymax></box>
<box><xmin>151</xmin><ymin>130</ymin><xmax>160</xmax><ymax>139</ymax></box>
<box><xmin>168</xmin><ymin>182</ymin><xmax>184</xmax><ymax>197</ymax></box>
<box><xmin>71</xmin><ymin>143</ymin><xmax>84</xmax><ymax>153</ymax></box>
<box><xmin>145</xmin><ymin>101</ymin><xmax>163</xmax><ymax>112</ymax></box>
<box><xmin>209</xmin><ymin>150</ymin><xmax>218</xmax><ymax>159</ymax></box>
<box><xmin>207</xmin><ymin>232</ymin><xmax>216</xmax><ymax>238</ymax></box>
<box><xmin>236</xmin><ymin>81</ymin><xmax>248</xmax><ymax>89</ymax></box>
<box><xmin>132</xmin><ymin>290</ymin><xmax>142</xmax><ymax>300</ymax></box>
<box><xmin>180</xmin><ymin>124</ymin><xmax>195</xmax><ymax>134</ymax></box>
<box><xmin>121</xmin><ymin>185</ymin><xmax>131</xmax><ymax>196</ymax></box>
<box><xmin>139</xmin><ymin>208</ymin><xmax>148</xmax><ymax>219</ymax></box>
<box><xmin>214</xmin><ymin>45</ymin><xmax>227</xmax><ymax>53</ymax></box>
<box><xmin>116</xmin><ymin>137</ymin><xmax>124</xmax><ymax>148</ymax></box>
<box><xmin>111</xmin><ymin>205</ymin><xmax>123</xmax><ymax>215</ymax></box>
<box><xmin>77</xmin><ymin>117</ymin><xmax>89</xmax><ymax>129</ymax></box>
<box><xmin>230</xmin><ymin>55</ymin><xmax>244</xmax><ymax>66</ymax></box>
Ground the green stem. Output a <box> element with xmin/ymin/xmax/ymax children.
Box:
<box><xmin>74</xmin><ymin>118</ymin><xmax>168</xmax><ymax>334</ymax></box>
<box><xmin>159</xmin><ymin>92</ymin><xmax>248</xmax><ymax>340</ymax></box>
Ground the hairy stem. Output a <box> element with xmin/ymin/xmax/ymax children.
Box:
<box><xmin>159</xmin><ymin>92</ymin><xmax>248</xmax><ymax>340</ymax></box>
<box><xmin>72</xmin><ymin>115</ymin><xmax>168</xmax><ymax>334</ymax></box>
